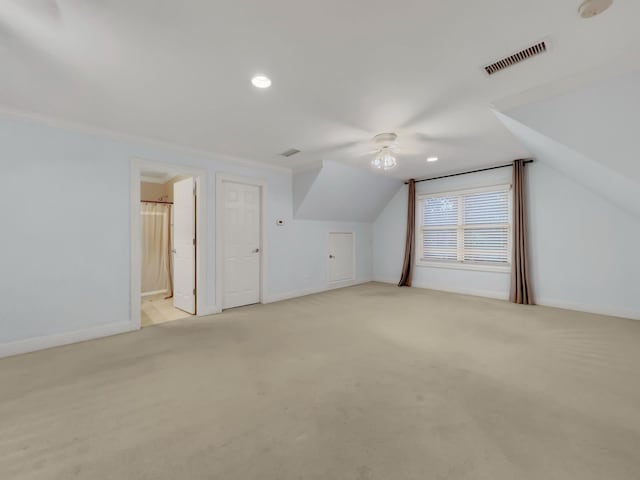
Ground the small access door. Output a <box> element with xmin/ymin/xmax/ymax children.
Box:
<box><xmin>328</xmin><ymin>232</ymin><xmax>354</xmax><ymax>283</ymax></box>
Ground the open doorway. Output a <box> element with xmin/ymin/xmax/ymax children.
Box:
<box><xmin>139</xmin><ymin>172</ymin><xmax>195</xmax><ymax>327</ymax></box>
<box><xmin>131</xmin><ymin>160</ymin><xmax>208</xmax><ymax>330</ymax></box>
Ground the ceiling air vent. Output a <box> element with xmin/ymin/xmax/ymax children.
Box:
<box><xmin>280</xmin><ymin>148</ymin><xmax>301</xmax><ymax>157</ymax></box>
<box><xmin>483</xmin><ymin>41</ymin><xmax>548</xmax><ymax>76</ymax></box>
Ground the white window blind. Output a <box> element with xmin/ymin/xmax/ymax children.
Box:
<box><xmin>421</xmin><ymin>195</ymin><xmax>458</xmax><ymax>261</ymax></box>
<box><xmin>419</xmin><ymin>186</ymin><xmax>511</xmax><ymax>268</ymax></box>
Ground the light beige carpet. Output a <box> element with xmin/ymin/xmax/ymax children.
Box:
<box><xmin>1</xmin><ymin>282</ymin><xmax>640</xmax><ymax>479</ymax></box>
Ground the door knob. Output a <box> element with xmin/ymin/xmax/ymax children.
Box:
<box><xmin>329</xmin><ymin>254</ymin><xmax>335</xmax><ymax>259</ymax></box>
<box><xmin>171</xmin><ymin>248</ymin><xmax>177</xmax><ymax>254</ymax></box>
<box><xmin>253</xmin><ymin>248</ymin><xmax>260</xmax><ymax>253</ymax></box>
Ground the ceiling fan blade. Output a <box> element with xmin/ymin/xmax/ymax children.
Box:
<box><xmin>307</xmin><ymin>139</ymin><xmax>366</xmax><ymax>155</ymax></box>
<box><xmin>400</xmin><ymin>132</ymin><xmax>462</xmax><ymax>150</ymax></box>
<box><xmin>407</xmin><ymin>132</ymin><xmax>435</xmax><ymax>143</ymax></box>
<box><xmin>304</xmin><ymin>139</ymin><xmax>380</xmax><ymax>163</ymax></box>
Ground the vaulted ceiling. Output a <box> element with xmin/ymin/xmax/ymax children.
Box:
<box><xmin>1</xmin><ymin>0</ymin><xmax>639</xmax><ymax>178</ymax></box>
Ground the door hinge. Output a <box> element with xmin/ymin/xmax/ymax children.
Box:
<box><xmin>193</xmin><ymin>183</ymin><xmax>197</xmax><ymax>196</ymax></box>
<box><xmin>193</xmin><ymin>238</ymin><xmax>196</xmax><ymax>246</ymax></box>
<box><xmin>193</xmin><ymin>288</ymin><xmax>196</xmax><ymax>295</ymax></box>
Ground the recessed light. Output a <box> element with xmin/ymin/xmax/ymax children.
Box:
<box><xmin>251</xmin><ymin>75</ymin><xmax>272</xmax><ymax>89</ymax></box>
<box><xmin>426</xmin><ymin>156</ymin><xmax>439</xmax><ymax>162</ymax></box>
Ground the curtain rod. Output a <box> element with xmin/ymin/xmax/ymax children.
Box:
<box><xmin>405</xmin><ymin>159</ymin><xmax>534</xmax><ymax>184</ymax></box>
<box><xmin>141</xmin><ymin>200</ymin><xmax>173</xmax><ymax>204</ymax></box>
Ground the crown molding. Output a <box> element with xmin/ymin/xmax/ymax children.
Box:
<box><xmin>0</xmin><ymin>105</ymin><xmax>292</xmax><ymax>174</ymax></box>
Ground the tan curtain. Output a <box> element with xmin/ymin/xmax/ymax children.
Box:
<box><xmin>398</xmin><ymin>179</ymin><xmax>416</xmax><ymax>287</ymax></box>
<box><xmin>141</xmin><ymin>203</ymin><xmax>172</xmax><ymax>295</ymax></box>
<box><xmin>510</xmin><ymin>160</ymin><xmax>534</xmax><ymax>304</ymax></box>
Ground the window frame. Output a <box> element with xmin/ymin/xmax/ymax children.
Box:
<box><xmin>415</xmin><ymin>184</ymin><xmax>513</xmax><ymax>273</ymax></box>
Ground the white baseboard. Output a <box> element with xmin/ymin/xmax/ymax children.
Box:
<box><xmin>264</xmin><ymin>278</ymin><xmax>372</xmax><ymax>304</ymax></box>
<box><xmin>1</xmin><ymin>282</ymin><xmax>372</xmax><ymax>357</ymax></box>
<box><xmin>534</xmin><ymin>298</ymin><xmax>640</xmax><ymax>321</ymax></box>
<box><xmin>197</xmin><ymin>279</ymin><xmax>372</xmax><ymax>312</ymax></box>
<box><xmin>373</xmin><ymin>276</ymin><xmax>399</xmax><ymax>285</ymax></box>
<box><xmin>4</xmin><ymin>284</ymin><xmax>635</xmax><ymax>360</ymax></box>
<box><xmin>197</xmin><ymin>305</ymin><xmax>222</xmax><ymax>316</ymax></box>
<box><xmin>374</xmin><ymin>277</ymin><xmax>639</xmax><ymax>320</ymax></box>
<box><xmin>0</xmin><ymin>322</ymin><xmax>136</xmax><ymax>359</ymax></box>
<box><xmin>373</xmin><ymin>277</ymin><xmax>508</xmax><ymax>300</ymax></box>
<box><xmin>411</xmin><ymin>282</ymin><xmax>509</xmax><ymax>301</ymax></box>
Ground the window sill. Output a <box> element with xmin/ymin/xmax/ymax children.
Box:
<box><xmin>416</xmin><ymin>260</ymin><xmax>511</xmax><ymax>273</ymax></box>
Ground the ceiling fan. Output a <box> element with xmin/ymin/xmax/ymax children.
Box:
<box><xmin>307</xmin><ymin>130</ymin><xmax>437</xmax><ymax>172</ymax></box>
<box><xmin>298</xmin><ymin>81</ymin><xmax>478</xmax><ymax>171</ymax></box>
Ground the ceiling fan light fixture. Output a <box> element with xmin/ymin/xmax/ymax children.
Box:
<box><xmin>426</xmin><ymin>156</ymin><xmax>439</xmax><ymax>162</ymax></box>
<box><xmin>371</xmin><ymin>147</ymin><xmax>397</xmax><ymax>170</ymax></box>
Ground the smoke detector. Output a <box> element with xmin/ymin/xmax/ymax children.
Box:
<box><xmin>578</xmin><ymin>0</ymin><xmax>613</xmax><ymax>18</ymax></box>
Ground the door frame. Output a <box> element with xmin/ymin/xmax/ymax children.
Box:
<box><xmin>215</xmin><ymin>173</ymin><xmax>268</xmax><ymax>310</ymax></box>
<box><xmin>130</xmin><ymin>158</ymin><xmax>208</xmax><ymax>330</ymax></box>
<box><xmin>327</xmin><ymin>231</ymin><xmax>356</xmax><ymax>285</ymax></box>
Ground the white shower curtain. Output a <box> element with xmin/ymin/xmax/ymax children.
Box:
<box><xmin>141</xmin><ymin>202</ymin><xmax>172</xmax><ymax>296</ymax></box>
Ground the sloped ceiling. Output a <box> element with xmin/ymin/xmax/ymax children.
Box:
<box><xmin>494</xmin><ymin>70</ymin><xmax>640</xmax><ymax>218</ymax></box>
<box><xmin>293</xmin><ymin>162</ymin><xmax>402</xmax><ymax>222</ymax></box>
<box><xmin>496</xmin><ymin>111</ymin><xmax>640</xmax><ymax>218</ymax></box>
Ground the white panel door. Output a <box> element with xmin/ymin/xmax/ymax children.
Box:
<box><xmin>328</xmin><ymin>232</ymin><xmax>354</xmax><ymax>283</ymax></box>
<box><xmin>173</xmin><ymin>177</ymin><xmax>196</xmax><ymax>314</ymax></box>
<box><xmin>222</xmin><ymin>181</ymin><xmax>261</xmax><ymax>309</ymax></box>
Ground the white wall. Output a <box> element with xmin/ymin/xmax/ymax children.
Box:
<box><xmin>527</xmin><ymin>162</ymin><xmax>640</xmax><ymax>319</ymax></box>
<box><xmin>373</xmin><ymin>162</ymin><xmax>640</xmax><ymax>319</ymax></box>
<box><xmin>0</xmin><ymin>113</ymin><xmax>373</xmax><ymax>352</ymax></box>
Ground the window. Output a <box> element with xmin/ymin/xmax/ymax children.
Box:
<box><xmin>417</xmin><ymin>185</ymin><xmax>511</xmax><ymax>271</ymax></box>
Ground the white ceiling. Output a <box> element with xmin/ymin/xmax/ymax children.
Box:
<box><xmin>1</xmin><ymin>0</ymin><xmax>639</xmax><ymax>178</ymax></box>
